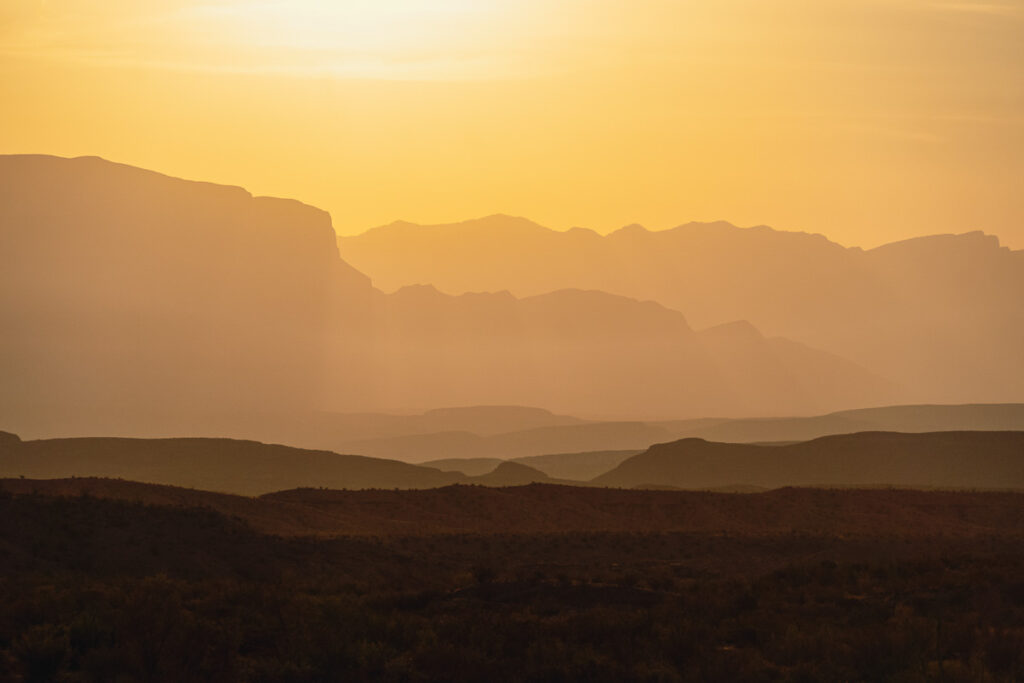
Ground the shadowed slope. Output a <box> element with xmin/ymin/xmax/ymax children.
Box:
<box><xmin>0</xmin><ymin>436</ymin><xmax>461</xmax><ymax>495</ymax></box>
<box><xmin>468</xmin><ymin>461</ymin><xmax>560</xmax><ymax>486</ymax></box>
<box><xmin>593</xmin><ymin>431</ymin><xmax>1024</xmax><ymax>490</ymax></box>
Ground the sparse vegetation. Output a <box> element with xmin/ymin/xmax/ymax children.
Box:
<box><xmin>0</xmin><ymin>486</ymin><xmax>1022</xmax><ymax>681</ymax></box>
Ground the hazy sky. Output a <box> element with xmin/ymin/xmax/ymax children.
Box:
<box><xmin>2</xmin><ymin>0</ymin><xmax>1022</xmax><ymax>247</ymax></box>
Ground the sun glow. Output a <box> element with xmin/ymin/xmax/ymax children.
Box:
<box><xmin>2</xmin><ymin>0</ymin><xmax>1023</xmax><ymax>246</ymax></box>
<box><xmin>203</xmin><ymin>0</ymin><xmax>488</xmax><ymax>50</ymax></box>
<box><xmin>185</xmin><ymin>0</ymin><xmax>526</xmax><ymax>78</ymax></box>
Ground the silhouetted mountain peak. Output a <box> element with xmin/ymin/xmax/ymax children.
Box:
<box><xmin>48</xmin><ymin>153</ymin><xmax>254</xmax><ymax>200</ymax></box>
<box><xmin>1</xmin><ymin>154</ymin><xmax>338</xmax><ymax>242</ymax></box>
<box><xmin>472</xmin><ymin>460</ymin><xmax>552</xmax><ymax>485</ymax></box>
<box><xmin>611</xmin><ymin>223</ymin><xmax>649</xmax><ymax>237</ymax></box>
<box><xmin>653</xmin><ymin>437</ymin><xmax>711</xmax><ymax>448</ymax></box>
<box><xmin>664</xmin><ymin>220</ymin><xmax>844</xmax><ymax>248</ymax></box>
<box><xmin>392</xmin><ymin>283</ymin><xmax>445</xmax><ymax>298</ymax></box>
<box><xmin>868</xmin><ymin>230</ymin><xmax>1008</xmax><ymax>259</ymax></box>
<box><xmin>491</xmin><ymin>461</ymin><xmax>543</xmax><ymax>476</ymax></box>
<box><xmin>669</xmin><ymin>219</ymin><xmax>743</xmax><ymax>233</ymax></box>
<box><xmin>476</xmin><ymin>212</ymin><xmax>540</xmax><ymax>225</ymax></box>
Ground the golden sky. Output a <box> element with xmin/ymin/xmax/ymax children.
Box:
<box><xmin>2</xmin><ymin>0</ymin><xmax>1022</xmax><ymax>247</ymax></box>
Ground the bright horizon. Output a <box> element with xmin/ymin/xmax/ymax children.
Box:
<box><xmin>2</xmin><ymin>0</ymin><xmax>1023</xmax><ymax>248</ymax></box>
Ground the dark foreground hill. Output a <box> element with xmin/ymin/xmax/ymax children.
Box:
<box><xmin>1</xmin><ymin>482</ymin><xmax>1022</xmax><ymax>682</ymax></box>
<box><xmin>0</xmin><ymin>435</ymin><xmax>462</xmax><ymax>495</ymax></box>
<box><xmin>595</xmin><ymin>431</ymin><xmax>1024</xmax><ymax>490</ymax></box>
<box><xmin>0</xmin><ymin>433</ymin><xmax>597</xmax><ymax>496</ymax></box>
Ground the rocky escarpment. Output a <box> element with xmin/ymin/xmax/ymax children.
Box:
<box><xmin>0</xmin><ymin>155</ymin><xmax>371</xmax><ymax>419</ymax></box>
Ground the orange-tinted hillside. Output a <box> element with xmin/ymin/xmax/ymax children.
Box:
<box><xmin>1</xmin><ymin>155</ymin><xmax>898</xmax><ymax>430</ymax></box>
<box><xmin>339</xmin><ymin>216</ymin><xmax>1024</xmax><ymax>403</ymax></box>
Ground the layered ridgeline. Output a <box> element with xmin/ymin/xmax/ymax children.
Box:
<box><xmin>344</xmin><ymin>285</ymin><xmax>893</xmax><ymax>417</ymax></box>
<box><xmin>13</xmin><ymin>401</ymin><xmax>1023</xmax><ymax>474</ymax></box>
<box><xmin>1</xmin><ymin>155</ymin><xmax>896</xmax><ymax>431</ymax></box>
<box><xmin>3</xmin><ymin>430</ymin><xmax>1022</xmax><ymax>494</ymax></box>
<box><xmin>339</xmin><ymin>215</ymin><xmax>1024</xmax><ymax>404</ymax></box>
<box><xmin>0</xmin><ymin>431</ymin><xmax>568</xmax><ymax>495</ymax></box>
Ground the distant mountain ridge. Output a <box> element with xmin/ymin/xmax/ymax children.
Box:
<box><xmin>1</xmin><ymin>155</ymin><xmax>899</xmax><ymax>426</ymax></box>
<box><xmin>275</xmin><ymin>402</ymin><xmax>1024</xmax><ymax>468</ymax></box>
<box><xmin>338</xmin><ymin>422</ymin><xmax>670</xmax><ymax>463</ymax></box>
<box><xmin>344</xmin><ymin>282</ymin><xmax>895</xmax><ymax>417</ymax></box>
<box><xmin>659</xmin><ymin>402</ymin><xmax>1024</xmax><ymax>444</ymax></box>
<box><xmin>8</xmin><ymin>403</ymin><xmax>1022</xmax><ymax>478</ymax></box>
<box><xmin>339</xmin><ymin>215</ymin><xmax>1024</xmax><ymax>404</ymax></box>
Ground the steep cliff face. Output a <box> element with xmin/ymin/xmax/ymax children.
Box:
<box><xmin>0</xmin><ymin>155</ymin><xmax>369</xmax><ymax>420</ymax></box>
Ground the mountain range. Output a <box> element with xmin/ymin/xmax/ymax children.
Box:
<box><xmin>5</xmin><ymin>429</ymin><xmax>1022</xmax><ymax>494</ymax></box>
<box><xmin>348</xmin><ymin>284</ymin><xmax>894</xmax><ymax>416</ymax></box>
<box><xmin>167</xmin><ymin>402</ymin><xmax>1024</xmax><ymax>469</ymax></box>
<box><xmin>340</xmin><ymin>215</ymin><xmax>1024</xmax><ymax>404</ymax></box>
<box><xmin>1</xmin><ymin>154</ymin><xmax>903</xmax><ymax>428</ymax></box>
